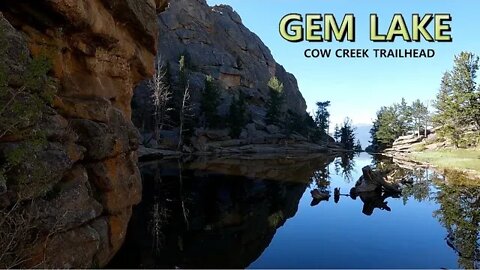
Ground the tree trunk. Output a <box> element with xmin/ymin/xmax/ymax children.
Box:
<box><xmin>177</xmin><ymin>83</ymin><xmax>190</xmax><ymax>151</ymax></box>
<box><xmin>424</xmin><ymin>118</ymin><xmax>428</xmax><ymax>138</ymax></box>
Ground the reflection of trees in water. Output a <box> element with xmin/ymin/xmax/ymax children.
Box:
<box><xmin>373</xmin><ymin>157</ymin><xmax>480</xmax><ymax>268</ymax></box>
<box><xmin>401</xmin><ymin>181</ymin><xmax>431</xmax><ymax>204</ymax></box>
<box><xmin>148</xmin><ymin>166</ymin><xmax>170</xmax><ymax>255</ymax></box>
<box><xmin>177</xmin><ymin>160</ymin><xmax>190</xmax><ymax>231</ymax></box>
<box><xmin>369</xmin><ymin>155</ymin><xmax>435</xmax><ymax>205</ymax></box>
<box><xmin>311</xmin><ymin>167</ymin><xmax>330</xmax><ymax>192</ymax></box>
<box><xmin>149</xmin><ymin>197</ymin><xmax>169</xmax><ymax>255</ymax></box>
<box><xmin>399</xmin><ymin>168</ymin><xmax>438</xmax><ymax>205</ymax></box>
<box><xmin>334</xmin><ymin>153</ymin><xmax>356</xmax><ymax>182</ymax></box>
<box><xmin>111</xmin><ymin>158</ymin><xmax>314</xmax><ymax>269</ymax></box>
<box><xmin>433</xmin><ymin>172</ymin><xmax>480</xmax><ymax>269</ymax></box>
<box><xmin>350</xmin><ymin>190</ymin><xmax>395</xmax><ymax>216</ymax></box>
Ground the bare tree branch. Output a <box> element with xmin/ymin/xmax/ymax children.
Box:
<box><xmin>149</xmin><ymin>55</ymin><xmax>172</xmax><ymax>144</ymax></box>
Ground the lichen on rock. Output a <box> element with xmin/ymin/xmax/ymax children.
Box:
<box><xmin>0</xmin><ymin>0</ymin><xmax>163</xmax><ymax>267</ymax></box>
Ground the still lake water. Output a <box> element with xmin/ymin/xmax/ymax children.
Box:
<box><xmin>110</xmin><ymin>153</ymin><xmax>480</xmax><ymax>269</ymax></box>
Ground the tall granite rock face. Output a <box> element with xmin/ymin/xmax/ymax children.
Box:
<box><xmin>133</xmin><ymin>0</ymin><xmax>307</xmax><ymax>134</ymax></box>
<box><xmin>0</xmin><ymin>0</ymin><xmax>165</xmax><ymax>267</ymax></box>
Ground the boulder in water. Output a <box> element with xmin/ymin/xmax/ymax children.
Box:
<box><xmin>353</xmin><ymin>166</ymin><xmax>401</xmax><ymax>194</ymax></box>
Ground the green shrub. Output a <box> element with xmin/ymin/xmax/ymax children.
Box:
<box><xmin>227</xmin><ymin>92</ymin><xmax>247</xmax><ymax>138</ymax></box>
<box><xmin>201</xmin><ymin>75</ymin><xmax>221</xmax><ymax>128</ymax></box>
<box><xmin>0</xmin><ymin>24</ymin><xmax>55</xmax><ymax>195</ymax></box>
<box><xmin>266</xmin><ymin>76</ymin><xmax>284</xmax><ymax>125</ymax></box>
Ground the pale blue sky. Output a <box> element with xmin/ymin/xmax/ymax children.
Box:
<box><xmin>206</xmin><ymin>0</ymin><xmax>480</xmax><ymax>126</ymax></box>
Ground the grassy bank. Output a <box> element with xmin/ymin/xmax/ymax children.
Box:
<box><xmin>409</xmin><ymin>149</ymin><xmax>480</xmax><ymax>174</ymax></box>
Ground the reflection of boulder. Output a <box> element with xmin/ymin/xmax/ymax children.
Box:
<box><xmin>310</xmin><ymin>189</ymin><xmax>330</xmax><ymax>206</ymax></box>
<box><xmin>349</xmin><ymin>166</ymin><xmax>403</xmax><ymax>216</ymax></box>
<box><xmin>350</xmin><ymin>189</ymin><xmax>395</xmax><ymax>216</ymax></box>
<box><xmin>359</xmin><ymin>191</ymin><xmax>391</xmax><ymax>216</ymax></box>
<box><xmin>311</xmin><ymin>189</ymin><xmax>330</xmax><ymax>200</ymax></box>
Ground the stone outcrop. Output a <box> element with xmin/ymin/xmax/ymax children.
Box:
<box><xmin>352</xmin><ymin>166</ymin><xmax>401</xmax><ymax>194</ymax></box>
<box><xmin>132</xmin><ymin>0</ymin><xmax>307</xmax><ymax>143</ymax></box>
<box><xmin>384</xmin><ymin>128</ymin><xmax>442</xmax><ymax>154</ymax></box>
<box><xmin>0</xmin><ymin>0</ymin><xmax>163</xmax><ymax>267</ymax></box>
<box><xmin>160</xmin><ymin>0</ymin><xmax>306</xmax><ymax>115</ymax></box>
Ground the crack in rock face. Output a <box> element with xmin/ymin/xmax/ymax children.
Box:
<box><xmin>0</xmin><ymin>0</ymin><xmax>164</xmax><ymax>267</ymax></box>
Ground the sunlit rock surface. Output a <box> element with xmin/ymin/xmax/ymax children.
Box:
<box><xmin>0</xmin><ymin>0</ymin><xmax>163</xmax><ymax>267</ymax></box>
<box><xmin>132</xmin><ymin>0</ymin><xmax>307</xmax><ymax>140</ymax></box>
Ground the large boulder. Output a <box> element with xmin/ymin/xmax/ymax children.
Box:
<box><xmin>353</xmin><ymin>166</ymin><xmax>401</xmax><ymax>194</ymax></box>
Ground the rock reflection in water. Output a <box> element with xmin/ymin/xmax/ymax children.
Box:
<box><xmin>110</xmin><ymin>155</ymin><xmax>335</xmax><ymax>269</ymax></box>
<box><xmin>350</xmin><ymin>190</ymin><xmax>396</xmax><ymax>216</ymax></box>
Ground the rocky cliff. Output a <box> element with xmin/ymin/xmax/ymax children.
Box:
<box><xmin>0</xmin><ymin>0</ymin><xmax>165</xmax><ymax>267</ymax></box>
<box><xmin>159</xmin><ymin>0</ymin><xmax>306</xmax><ymax>116</ymax></box>
<box><xmin>132</xmin><ymin>0</ymin><xmax>308</xmax><ymax>148</ymax></box>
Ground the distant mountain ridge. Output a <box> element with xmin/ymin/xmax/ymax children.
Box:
<box><xmin>355</xmin><ymin>124</ymin><xmax>372</xmax><ymax>150</ymax></box>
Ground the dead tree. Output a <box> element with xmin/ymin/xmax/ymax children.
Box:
<box><xmin>177</xmin><ymin>82</ymin><xmax>192</xmax><ymax>151</ymax></box>
<box><xmin>149</xmin><ymin>55</ymin><xmax>172</xmax><ymax>143</ymax></box>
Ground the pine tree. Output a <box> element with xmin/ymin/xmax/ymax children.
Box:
<box><xmin>354</xmin><ymin>139</ymin><xmax>363</xmax><ymax>152</ymax></box>
<box><xmin>411</xmin><ymin>99</ymin><xmax>429</xmax><ymax>136</ymax></box>
<box><xmin>368</xmin><ymin>118</ymin><xmax>381</xmax><ymax>152</ymax></box>
<box><xmin>434</xmin><ymin>52</ymin><xmax>480</xmax><ymax>147</ymax></box>
<box><xmin>398</xmin><ymin>97</ymin><xmax>413</xmax><ymax>134</ymax></box>
<box><xmin>201</xmin><ymin>75</ymin><xmax>221</xmax><ymax>128</ymax></box>
<box><xmin>333</xmin><ymin>124</ymin><xmax>341</xmax><ymax>142</ymax></box>
<box><xmin>451</xmin><ymin>52</ymin><xmax>479</xmax><ymax>129</ymax></box>
<box><xmin>339</xmin><ymin>118</ymin><xmax>356</xmax><ymax>150</ymax></box>
<box><xmin>266</xmin><ymin>76</ymin><xmax>284</xmax><ymax>125</ymax></box>
<box><xmin>304</xmin><ymin>113</ymin><xmax>322</xmax><ymax>141</ymax></box>
<box><xmin>371</xmin><ymin>106</ymin><xmax>404</xmax><ymax>149</ymax></box>
<box><xmin>227</xmin><ymin>92</ymin><xmax>247</xmax><ymax>138</ymax></box>
<box><xmin>285</xmin><ymin>111</ymin><xmax>302</xmax><ymax>136</ymax></box>
<box><xmin>314</xmin><ymin>101</ymin><xmax>331</xmax><ymax>134</ymax></box>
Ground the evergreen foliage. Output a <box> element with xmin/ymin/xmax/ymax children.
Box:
<box><xmin>354</xmin><ymin>139</ymin><xmax>363</xmax><ymax>152</ymax></box>
<box><xmin>369</xmin><ymin>52</ymin><xmax>480</xmax><ymax>150</ymax></box>
<box><xmin>369</xmin><ymin>99</ymin><xmax>430</xmax><ymax>151</ymax></box>
<box><xmin>338</xmin><ymin>118</ymin><xmax>357</xmax><ymax>150</ymax></box>
<box><xmin>314</xmin><ymin>101</ymin><xmax>331</xmax><ymax>134</ymax></box>
<box><xmin>266</xmin><ymin>76</ymin><xmax>284</xmax><ymax>125</ymax></box>
<box><xmin>411</xmin><ymin>99</ymin><xmax>429</xmax><ymax>136</ymax></box>
<box><xmin>201</xmin><ymin>75</ymin><xmax>221</xmax><ymax>128</ymax></box>
<box><xmin>227</xmin><ymin>92</ymin><xmax>247</xmax><ymax>138</ymax></box>
<box><xmin>433</xmin><ymin>52</ymin><xmax>480</xmax><ymax>147</ymax></box>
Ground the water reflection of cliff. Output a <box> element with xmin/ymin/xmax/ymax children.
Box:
<box><xmin>110</xmin><ymin>155</ymin><xmax>335</xmax><ymax>269</ymax></box>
